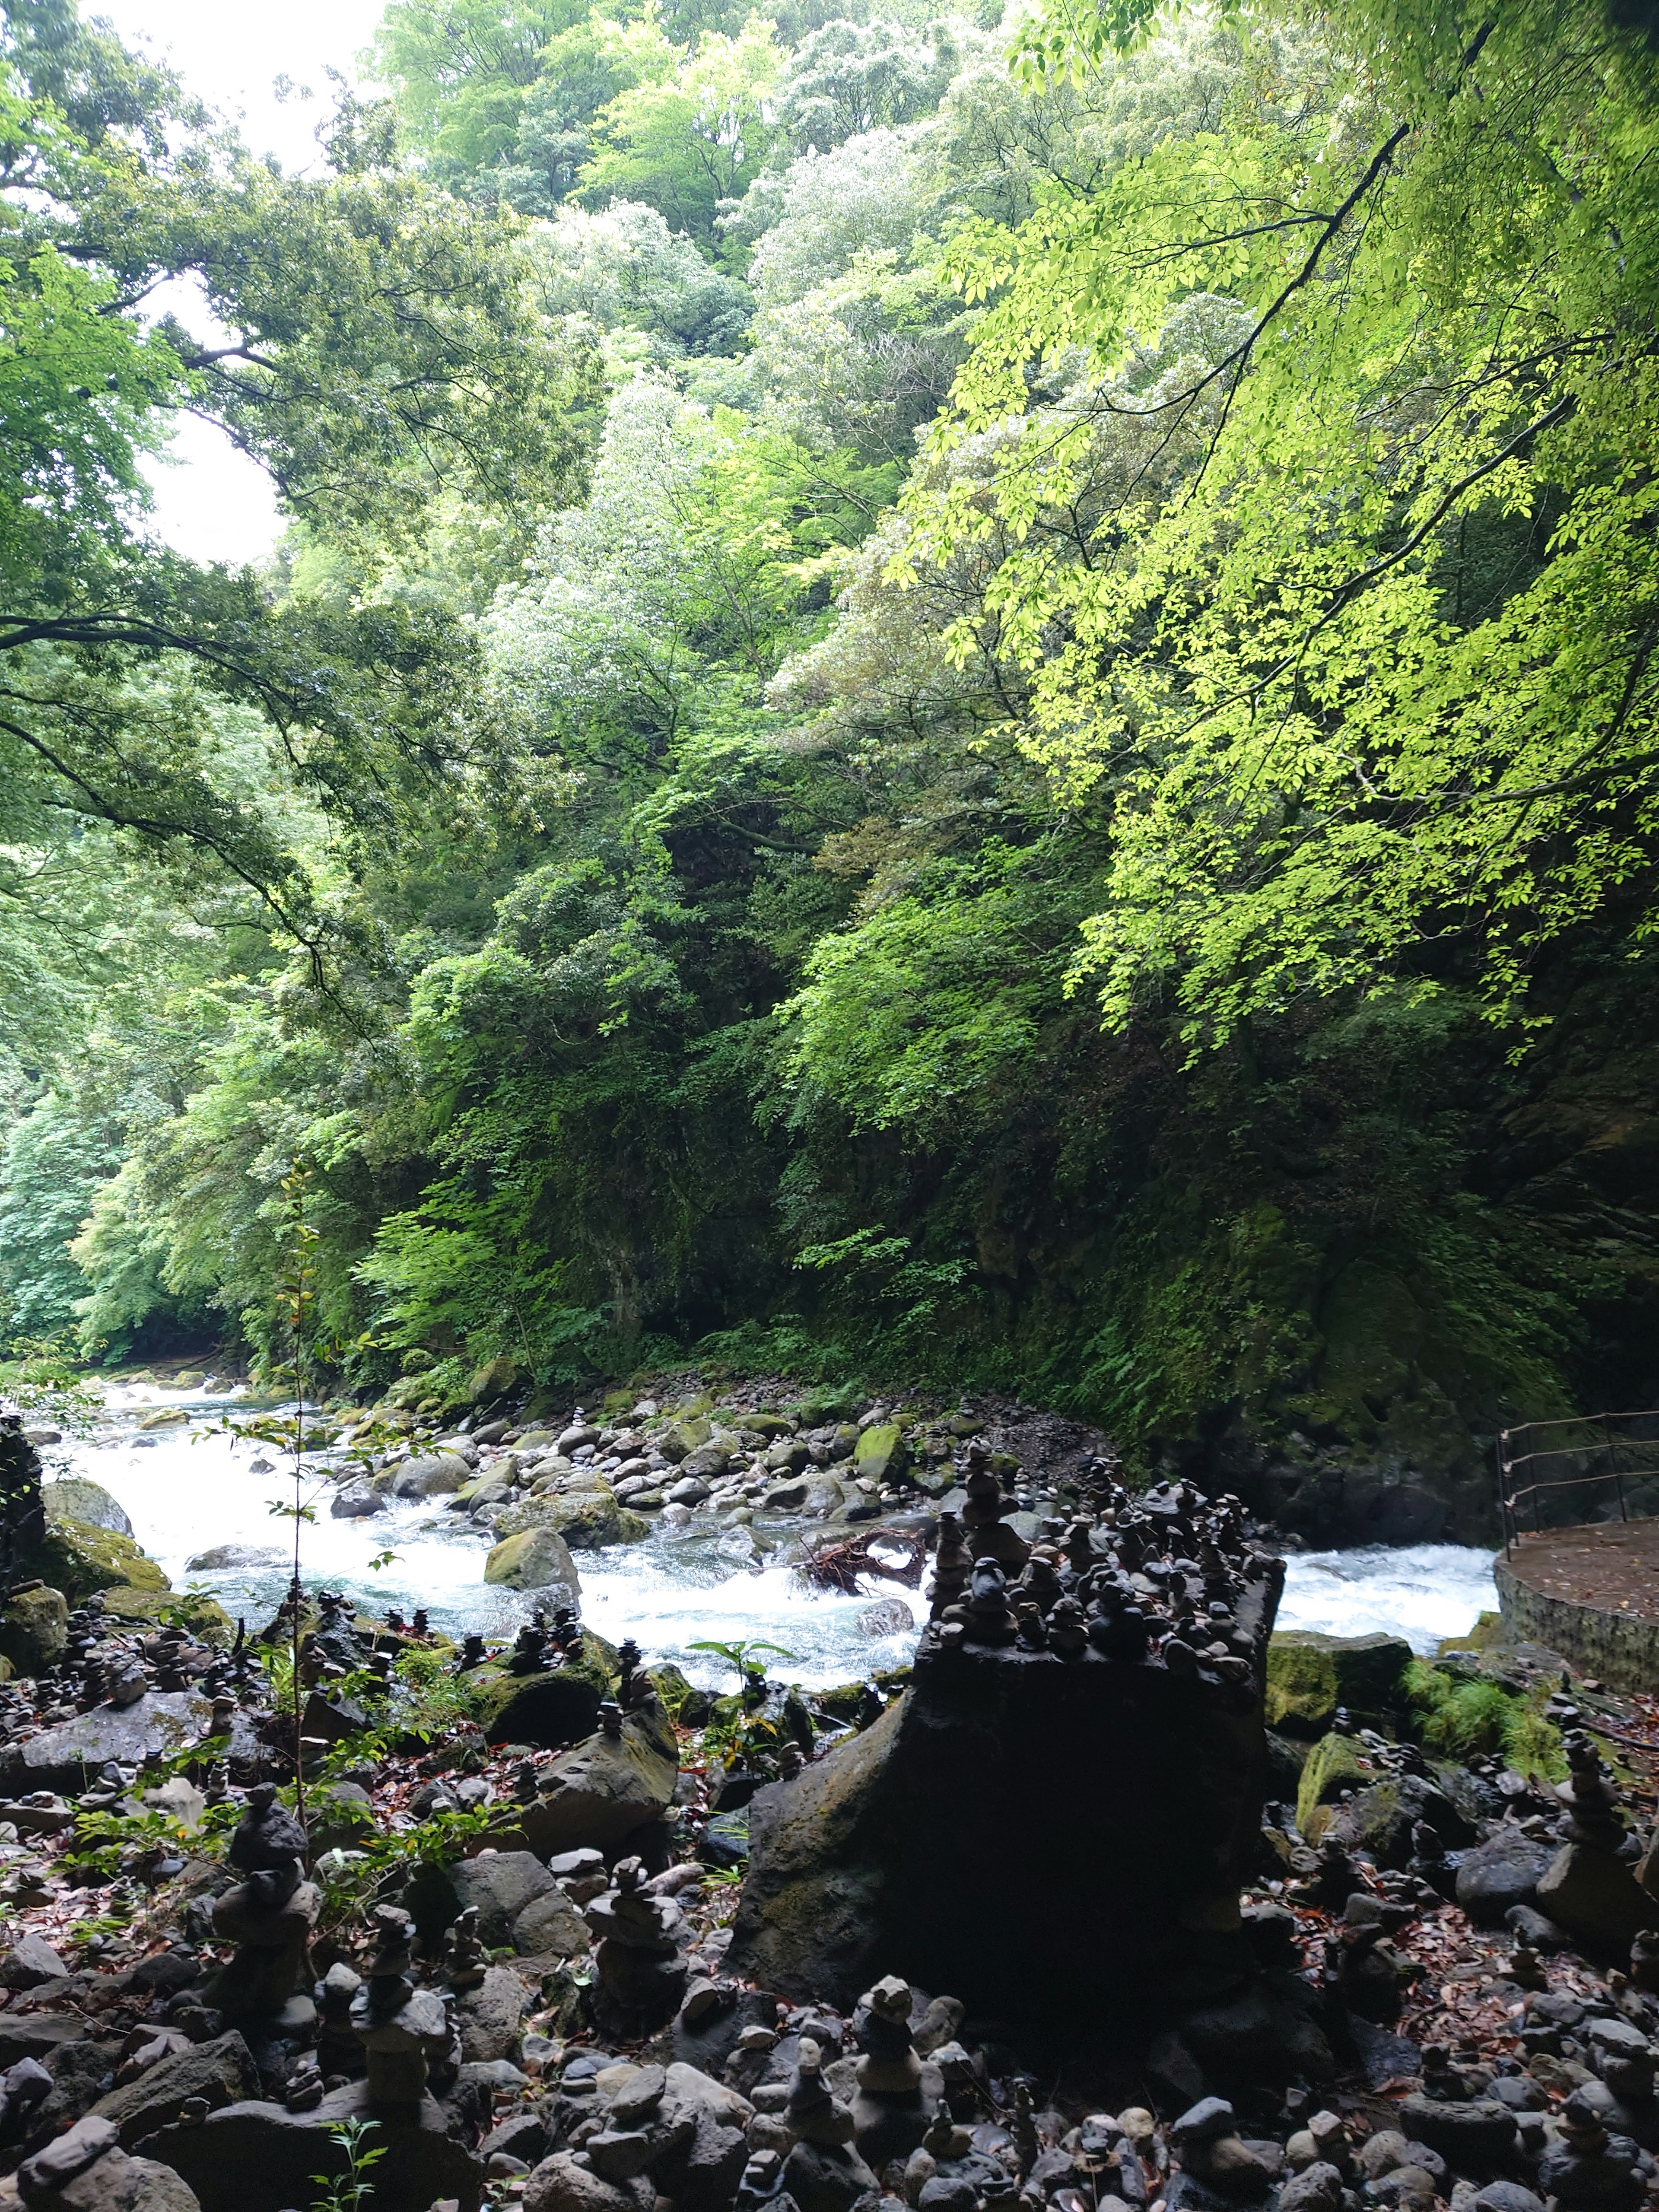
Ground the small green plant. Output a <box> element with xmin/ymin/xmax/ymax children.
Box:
<box><xmin>310</xmin><ymin>2117</ymin><xmax>386</xmax><ymax>2212</ymax></box>
<box><xmin>688</xmin><ymin>1638</ymin><xmax>796</xmax><ymax>1692</ymax></box>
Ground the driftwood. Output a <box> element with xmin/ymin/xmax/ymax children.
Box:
<box><xmin>799</xmin><ymin>1524</ymin><xmax>928</xmax><ymax>1595</ymax></box>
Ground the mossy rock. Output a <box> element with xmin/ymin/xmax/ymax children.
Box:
<box><xmin>807</xmin><ymin>1669</ymin><xmax>913</xmax><ymax>1724</ymax></box>
<box><xmin>470</xmin><ymin>1630</ymin><xmax>621</xmax><ymax>1748</ymax></box>
<box><xmin>1264</xmin><ymin>1638</ymin><xmax>1339</xmax><ymax>1736</ymax></box>
<box><xmin>853</xmin><ymin>1423</ymin><xmax>909</xmax><ymax>1485</ymax></box>
<box><xmin>30</xmin><ymin>1519</ymin><xmax>170</xmax><ymax>1603</ymax></box>
<box><xmin>1295</xmin><ymin>1731</ymin><xmax>1373</xmax><ymax>1838</ymax></box>
<box><xmin>1437</xmin><ymin>1610</ymin><xmax>1507</xmax><ymax>1655</ymax></box>
<box><xmin>661</xmin><ymin>1416</ymin><xmax>713</xmax><ymax>1461</ymax></box>
<box><xmin>494</xmin><ymin>1488</ymin><xmax>648</xmax><ymax>1551</ymax></box>
<box><xmin>0</xmin><ymin>1586</ymin><xmax>67</xmax><ymax>1674</ymax></box>
<box><xmin>483</xmin><ymin>1526</ymin><xmax>581</xmax><ymax>1601</ymax></box>
<box><xmin>647</xmin><ymin>1663</ymin><xmax>694</xmax><ymax>1718</ymax></box>
<box><xmin>746</xmin><ymin>1414</ymin><xmax>795</xmax><ymax>1440</ymax></box>
<box><xmin>467</xmin><ymin>1354</ymin><xmax>524</xmax><ymax>1403</ymax></box>
<box><xmin>102</xmin><ymin>1588</ymin><xmax>233</xmax><ymax>1640</ymax></box>
<box><xmin>1266</xmin><ymin>1630</ymin><xmax>1412</xmax><ymax>1735</ymax></box>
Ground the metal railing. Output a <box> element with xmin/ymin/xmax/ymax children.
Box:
<box><xmin>1498</xmin><ymin>1410</ymin><xmax>1659</xmax><ymax>1556</ymax></box>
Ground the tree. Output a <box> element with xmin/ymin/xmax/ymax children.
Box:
<box><xmin>578</xmin><ymin>8</ymin><xmax>780</xmax><ymax>241</ymax></box>
<box><xmin>920</xmin><ymin>0</ymin><xmax>1659</xmax><ymax>1046</ymax></box>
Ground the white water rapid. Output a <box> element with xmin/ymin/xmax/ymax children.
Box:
<box><xmin>37</xmin><ymin>1382</ymin><xmax>1500</xmax><ymax>1686</ymax></box>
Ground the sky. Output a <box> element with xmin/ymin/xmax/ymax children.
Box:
<box><xmin>93</xmin><ymin>0</ymin><xmax>391</xmax><ymax>566</ymax></box>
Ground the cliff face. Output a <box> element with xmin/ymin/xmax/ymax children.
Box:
<box><xmin>855</xmin><ymin>952</ymin><xmax>1659</xmax><ymax>1546</ymax></box>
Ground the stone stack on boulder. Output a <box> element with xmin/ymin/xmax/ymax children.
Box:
<box><xmin>731</xmin><ymin>1478</ymin><xmax>1285</xmax><ymax>2027</ymax></box>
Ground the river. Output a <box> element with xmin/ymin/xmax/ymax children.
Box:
<box><xmin>34</xmin><ymin>1381</ymin><xmax>1501</xmax><ymax>1688</ymax></box>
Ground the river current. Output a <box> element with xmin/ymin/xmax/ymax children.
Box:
<box><xmin>34</xmin><ymin>1382</ymin><xmax>1501</xmax><ymax>1688</ymax></box>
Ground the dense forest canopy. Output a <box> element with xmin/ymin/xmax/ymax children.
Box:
<box><xmin>2</xmin><ymin>0</ymin><xmax>1657</xmax><ymax>1513</ymax></box>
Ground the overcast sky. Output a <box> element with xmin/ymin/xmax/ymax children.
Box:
<box><xmin>93</xmin><ymin>0</ymin><xmax>391</xmax><ymax>566</ymax></box>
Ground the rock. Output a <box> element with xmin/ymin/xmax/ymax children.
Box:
<box><xmin>469</xmin><ymin>1355</ymin><xmax>524</xmax><ymax>1403</ymax></box>
<box><xmin>519</xmin><ymin>1708</ymin><xmax>678</xmax><ymax>1858</ymax></box>
<box><xmin>483</xmin><ymin>2111</ymin><xmax>550</xmax><ymax>2167</ymax></box>
<box><xmin>484</xmin><ymin>1526</ymin><xmax>582</xmax><ymax>1601</ymax></box>
<box><xmin>138</xmin><ymin>1408</ymin><xmax>189</xmax><ymax>1430</ymax></box>
<box><xmin>448</xmin><ymin>1853</ymin><xmax>556</xmax><ymax>1949</ymax></box>
<box><xmin>457</xmin><ymin>1965</ymin><xmax>527</xmax><ymax>2063</ymax></box>
<box><xmin>1263</xmin><ymin>1632</ymin><xmax>1412</xmax><ymax>1737</ymax></box>
<box><xmin>494</xmin><ymin>1491</ymin><xmax>648</xmax><ymax>1553</ymax></box>
<box><xmin>16</xmin><ymin>2115</ymin><xmax>122</xmax><ymax>2201</ymax></box>
<box><xmin>666</xmin><ymin>1478</ymin><xmax>711</xmax><ymax>1507</ymax></box>
<box><xmin>181</xmin><ymin>1546</ymin><xmax>284</xmax><ymax>1573</ymax></box>
<box><xmin>1505</xmin><ymin>1904</ymin><xmax>1573</xmax><ymax>1951</ymax></box>
<box><xmin>327</xmin><ymin>1486</ymin><xmax>385</xmax><ymax>1519</ymax></box>
<box><xmin>1536</xmin><ymin>1845</ymin><xmax>1656</xmax><ymax>1949</ymax></box>
<box><xmin>852</xmin><ymin>1424</ymin><xmax>908</xmax><ymax>1487</ymax></box>
<box><xmin>1394</xmin><ymin>2098</ymin><xmax>1519</xmax><ymax>2176</ymax></box>
<box><xmin>523</xmin><ymin>2152</ymin><xmax>642</xmax><ymax>2212</ymax></box>
<box><xmin>0</xmin><ymin>2016</ymin><xmax>98</xmax><ymax>2067</ymax></box>
<box><xmin>385</xmin><ymin>1452</ymin><xmax>472</xmax><ymax>1498</ymax></box>
<box><xmin>1358</xmin><ymin>2134</ymin><xmax>1413</xmax><ymax>2182</ymax></box>
<box><xmin>1</xmin><ymin>1691</ymin><xmax>213</xmax><ymax>1795</ymax></box>
<box><xmin>36</xmin><ymin>1519</ymin><xmax>169</xmax><ymax>1604</ymax></box>
<box><xmin>1473</xmin><ymin>2187</ymin><xmax>1545</xmax><ymax>2212</ymax></box>
<box><xmin>44</xmin><ymin>2148</ymin><xmax>204</xmax><ymax>2209</ymax></box>
<box><xmin>661</xmin><ymin>1418</ymin><xmax>713</xmax><ymax>1463</ymax></box>
<box><xmin>44</xmin><ymin>1480</ymin><xmax>133</xmax><ymax>1536</ymax></box>
<box><xmin>512</xmin><ymin>1892</ymin><xmax>591</xmax><ymax>1959</ymax></box>
<box><xmin>139</xmin><ymin>2081</ymin><xmax>483</xmax><ymax>2212</ymax></box>
<box><xmin>90</xmin><ymin>2033</ymin><xmax>259</xmax><ymax>2148</ymax></box>
<box><xmin>470</xmin><ymin>1647</ymin><xmax>614</xmax><ymax>1750</ymax></box>
<box><xmin>1279</xmin><ymin>2163</ymin><xmax>1346</xmax><ymax>2212</ymax></box>
<box><xmin>679</xmin><ymin>1444</ymin><xmax>730</xmax><ymax>1483</ymax></box>
<box><xmin>1332</xmin><ymin>1775</ymin><xmax>1472</xmax><ymax>1869</ymax></box>
<box><xmin>0</xmin><ymin>1585</ymin><xmax>68</xmax><ymax>1673</ymax></box>
<box><xmin>783</xmin><ymin>2137</ymin><xmax>878</xmax><ymax>2212</ymax></box>
<box><xmin>857</xmin><ymin>1599</ymin><xmax>914</xmax><ymax>1638</ymax></box>
<box><xmin>1456</xmin><ymin>1831</ymin><xmax>1557</xmax><ymax>1926</ymax></box>
<box><xmin>2</xmin><ymin>1933</ymin><xmax>68</xmax><ymax>1989</ymax></box>
<box><xmin>307</xmin><ymin>1783</ymin><xmax>377</xmax><ymax>1855</ymax></box>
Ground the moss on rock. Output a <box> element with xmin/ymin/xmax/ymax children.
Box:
<box><xmin>1264</xmin><ymin>1638</ymin><xmax>1339</xmax><ymax>1736</ymax></box>
<box><xmin>31</xmin><ymin>1518</ymin><xmax>170</xmax><ymax>1602</ymax></box>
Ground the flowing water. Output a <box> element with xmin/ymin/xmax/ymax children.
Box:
<box><xmin>36</xmin><ymin>1382</ymin><xmax>1500</xmax><ymax>1687</ymax></box>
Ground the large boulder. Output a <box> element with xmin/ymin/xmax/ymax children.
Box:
<box><xmin>1</xmin><ymin>1691</ymin><xmax>214</xmax><ymax>1794</ymax></box>
<box><xmin>139</xmin><ymin>2081</ymin><xmax>483</xmax><ymax>2212</ymax></box>
<box><xmin>495</xmin><ymin>1490</ymin><xmax>648</xmax><ymax>1553</ymax></box>
<box><xmin>1264</xmin><ymin>1632</ymin><xmax>1413</xmax><ymax>1738</ymax></box>
<box><xmin>1536</xmin><ymin>1844</ymin><xmax>1656</xmax><ymax>1950</ymax></box>
<box><xmin>470</xmin><ymin>1636</ymin><xmax>617</xmax><ymax>1748</ymax></box>
<box><xmin>44</xmin><ymin>1480</ymin><xmax>133</xmax><ymax>1537</ymax></box>
<box><xmin>853</xmin><ymin>1423</ymin><xmax>909</xmax><ymax>1486</ymax></box>
<box><xmin>519</xmin><ymin>1707</ymin><xmax>679</xmax><ymax>1858</ymax></box>
<box><xmin>0</xmin><ymin>1584</ymin><xmax>68</xmax><ymax>1673</ymax></box>
<box><xmin>90</xmin><ymin>2032</ymin><xmax>259</xmax><ymax>2147</ymax></box>
<box><xmin>448</xmin><ymin>1853</ymin><xmax>557</xmax><ymax>1948</ymax></box>
<box><xmin>34</xmin><ymin>1519</ymin><xmax>168</xmax><ymax>1604</ymax></box>
<box><xmin>731</xmin><ymin>1564</ymin><xmax>1284</xmax><ymax>2018</ymax></box>
<box><xmin>381</xmin><ymin>1451</ymin><xmax>472</xmax><ymax>1498</ymax></box>
<box><xmin>1456</xmin><ymin>1830</ymin><xmax>1558</xmax><ymax>1926</ymax></box>
<box><xmin>484</xmin><ymin>1527</ymin><xmax>582</xmax><ymax>1602</ymax></box>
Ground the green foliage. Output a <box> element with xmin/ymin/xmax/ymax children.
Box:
<box><xmin>1404</xmin><ymin>1659</ymin><xmax>1567</xmax><ymax>1779</ymax></box>
<box><xmin>1295</xmin><ymin>1730</ymin><xmax>1368</xmax><ymax>1836</ymax></box>
<box><xmin>310</xmin><ymin>2117</ymin><xmax>387</xmax><ymax>2212</ymax></box>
